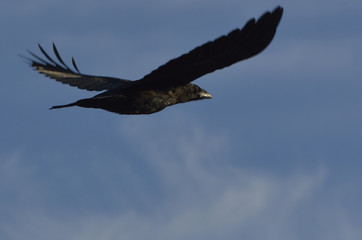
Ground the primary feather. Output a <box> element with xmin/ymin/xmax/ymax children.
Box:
<box><xmin>28</xmin><ymin>43</ymin><xmax>132</xmax><ymax>91</ymax></box>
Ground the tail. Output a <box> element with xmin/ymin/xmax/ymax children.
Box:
<box><xmin>50</xmin><ymin>102</ymin><xmax>76</xmax><ymax>110</ymax></box>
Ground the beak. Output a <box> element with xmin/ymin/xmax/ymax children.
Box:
<box><xmin>199</xmin><ymin>92</ymin><xmax>212</xmax><ymax>99</ymax></box>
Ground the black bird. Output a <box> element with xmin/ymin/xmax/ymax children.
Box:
<box><xmin>26</xmin><ymin>6</ymin><xmax>283</xmax><ymax>115</ymax></box>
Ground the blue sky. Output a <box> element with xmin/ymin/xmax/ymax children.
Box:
<box><xmin>1</xmin><ymin>0</ymin><xmax>362</xmax><ymax>239</ymax></box>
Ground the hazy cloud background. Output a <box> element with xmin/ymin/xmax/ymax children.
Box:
<box><xmin>1</xmin><ymin>0</ymin><xmax>362</xmax><ymax>239</ymax></box>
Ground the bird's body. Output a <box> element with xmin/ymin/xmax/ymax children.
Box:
<box><xmin>52</xmin><ymin>84</ymin><xmax>211</xmax><ymax>114</ymax></box>
<box><xmin>26</xmin><ymin>6</ymin><xmax>283</xmax><ymax>115</ymax></box>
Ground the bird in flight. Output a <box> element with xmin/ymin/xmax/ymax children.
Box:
<box><xmin>26</xmin><ymin>6</ymin><xmax>283</xmax><ymax>115</ymax></box>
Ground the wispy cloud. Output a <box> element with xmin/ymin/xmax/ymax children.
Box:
<box><xmin>0</xmin><ymin>152</ymin><xmax>331</xmax><ymax>240</ymax></box>
<box><xmin>3</xmin><ymin>117</ymin><xmax>356</xmax><ymax>240</ymax></box>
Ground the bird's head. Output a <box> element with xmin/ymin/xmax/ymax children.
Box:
<box><xmin>176</xmin><ymin>84</ymin><xmax>212</xmax><ymax>103</ymax></box>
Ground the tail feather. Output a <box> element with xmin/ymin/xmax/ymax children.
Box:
<box><xmin>50</xmin><ymin>102</ymin><xmax>76</xmax><ymax>110</ymax></box>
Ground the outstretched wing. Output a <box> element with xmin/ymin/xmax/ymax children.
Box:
<box><xmin>136</xmin><ymin>6</ymin><xmax>283</xmax><ymax>89</ymax></box>
<box><xmin>26</xmin><ymin>43</ymin><xmax>132</xmax><ymax>91</ymax></box>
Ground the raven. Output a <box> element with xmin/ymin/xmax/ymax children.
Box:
<box><xmin>26</xmin><ymin>6</ymin><xmax>283</xmax><ymax>115</ymax></box>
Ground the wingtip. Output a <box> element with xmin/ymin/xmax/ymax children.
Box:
<box><xmin>72</xmin><ymin>57</ymin><xmax>81</xmax><ymax>73</ymax></box>
<box><xmin>38</xmin><ymin>43</ymin><xmax>44</xmax><ymax>51</ymax></box>
<box><xmin>273</xmin><ymin>6</ymin><xmax>284</xmax><ymax>18</ymax></box>
<box><xmin>18</xmin><ymin>53</ymin><xmax>32</xmax><ymax>64</ymax></box>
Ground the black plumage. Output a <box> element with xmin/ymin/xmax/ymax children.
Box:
<box><xmin>26</xmin><ymin>6</ymin><xmax>283</xmax><ymax>115</ymax></box>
